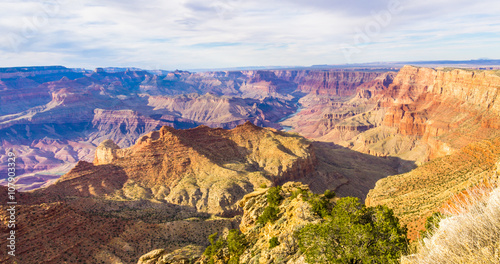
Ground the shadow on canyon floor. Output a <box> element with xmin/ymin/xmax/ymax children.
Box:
<box><xmin>307</xmin><ymin>141</ymin><xmax>416</xmax><ymax>202</ymax></box>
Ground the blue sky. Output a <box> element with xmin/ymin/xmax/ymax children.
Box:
<box><xmin>0</xmin><ymin>0</ymin><xmax>499</xmax><ymax>70</ymax></box>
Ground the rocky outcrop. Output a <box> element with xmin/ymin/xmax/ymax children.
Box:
<box><xmin>237</xmin><ymin>182</ymin><xmax>321</xmax><ymax>264</ymax></box>
<box><xmin>138</xmin><ymin>245</ymin><xmax>205</xmax><ymax>264</ymax></box>
<box><xmin>31</xmin><ymin>122</ymin><xmax>316</xmax><ymax>216</ymax></box>
<box><xmin>93</xmin><ymin>139</ymin><xmax>121</xmax><ymax>165</ymax></box>
<box><xmin>130</xmin><ymin>123</ymin><xmax>316</xmax><ymax>215</ymax></box>
<box><xmin>136</xmin><ymin>182</ymin><xmax>321</xmax><ymax>264</ymax></box>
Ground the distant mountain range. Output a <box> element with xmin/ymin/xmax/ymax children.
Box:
<box><xmin>186</xmin><ymin>59</ymin><xmax>500</xmax><ymax>72</ymax></box>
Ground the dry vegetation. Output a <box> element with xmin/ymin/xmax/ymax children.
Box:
<box><xmin>403</xmin><ymin>187</ymin><xmax>500</xmax><ymax>263</ymax></box>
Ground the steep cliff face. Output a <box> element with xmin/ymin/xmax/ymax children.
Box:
<box><xmin>90</xmin><ymin>109</ymin><xmax>172</xmax><ymax>148</ymax></box>
<box><xmin>328</xmin><ymin>66</ymin><xmax>500</xmax><ymax>163</ymax></box>
<box><xmin>278</xmin><ymin>66</ymin><xmax>499</xmax><ymax>164</ymax></box>
<box><xmin>380</xmin><ymin>66</ymin><xmax>500</xmax><ymax>159</ymax></box>
<box><xmin>238</xmin><ymin>70</ymin><xmax>298</xmax><ymax>99</ymax></box>
<box><xmin>280</xmin><ymin>72</ymin><xmax>392</xmax><ymax>137</ymax></box>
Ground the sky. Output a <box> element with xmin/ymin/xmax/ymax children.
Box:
<box><xmin>0</xmin><ymin>0</ymin><xmax>499</xmax><ymax>70</ymax></box>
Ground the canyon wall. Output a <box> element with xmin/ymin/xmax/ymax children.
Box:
<box><xmin>0</xmin><ymin>67</ymin><xmax>383</xmax><ymax>185</ymax></box>
<box><xmin>293</xmin><ymin>66</ymin><xmax>500</xmax><ymax>164</ymax></box>
<box><xmin>3</xmin><ymin>65</ymin><xmax>499</xmax><ymax>191</ymax></box>
<box><xmin>381</xmin><ymin>66</ymin><xmax>500</xmax><ymax>159</ymax></box>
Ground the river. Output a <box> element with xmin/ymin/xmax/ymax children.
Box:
<box><xmin>278</xmin><ymin>104</ymin><xmax>302</xmax><ymax>132</ymax></box>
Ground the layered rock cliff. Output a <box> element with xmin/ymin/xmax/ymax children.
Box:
<box><xmin>379</xmin><ymin>66</ymin><xmax>500</xmax><ymax>159</ymax></box>
<box><xmin>301</xmin><ymin>66</ymin><xmax>500</xmax><ymax>164</ymax></box>
<box><xmin>281</xmin><ymin>72</ymin><xmax>393</xmax><ymax>141</ymax></box>
<box><xmin>294</xmin><ymin>71</ymin><xmax>381</xmax><ymax>96</ymax></box>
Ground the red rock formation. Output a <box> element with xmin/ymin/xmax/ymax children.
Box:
<box><xmin>381</xmin><ymin>66</ymin><xmax>500</xmax><ymax>158</ymax></box>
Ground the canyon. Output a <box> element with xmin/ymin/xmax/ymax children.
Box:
<box><xmin>0</xmin><ymin>123</ymin><xmax>404</xmax><ymax>263</ymax></box>
<box><xmin>1</xmin><ymin>65</ymin><xmax>500</xmax><ymax>263</ymax></box>
<box><xmin>0</xmin><ymin>66</ymin><xmax>385</xmax><ymax>190</ymax></box>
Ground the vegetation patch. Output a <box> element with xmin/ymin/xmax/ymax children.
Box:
<box><xmin>257</xmin><ymin>186</ymin><xmax>283</xmax><ymax>224</ymax></box>
<box><xmin>203</xmin><ymin>230</ymin><xmax>247</xmax><ymax>264</ymax></box>
<box><xmin>202</xmin><ymin>185</ymin><xmax>408</xmax><ymax>263</ymax></box>
<box><xmin>269</xmin><ymin>237</ymin><xmax>280</xmax><ymax>249</ymax></box>
<box><xmin>297</xmin><ymin>197</ymin><xmax>408</xmax><ymax>264</ymax></box>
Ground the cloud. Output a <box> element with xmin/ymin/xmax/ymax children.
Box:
<box><xmin>0</xmin><ymin>0</ymin><xmax>499</xmax><ymax>69</ymax></box>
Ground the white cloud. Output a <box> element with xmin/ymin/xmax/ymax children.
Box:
<box><xmin>0</xmin><ymin>0</ymin><xmax>499</xmax><ymax>69</ymax></box>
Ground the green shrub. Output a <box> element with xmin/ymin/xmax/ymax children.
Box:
<box><xmin>227</xmin><ymin>229</ymin><xmax>247</xmax><ymax>264</ymax></box>
<box><xmin>291</xmin><ymin>187</ymin><xmax>310</xmax><ymax>200</ymax></box>
<box><xmin>298</xmin><ymin>197</ymin><xmax>408</xmax><ymax>264</ymax></box>
<box><xmin>267</xmin><ymin>186</ymin><xmax>283</xmax><ymax>206</ymax></box>
<box><xmin>323</xmin><ymin>189</ymin><xmax>335</xmax><ymax>199</ymax></box>
<box><xmin>203</xmin><ymin>232</ymin><xmax>226</xmax><ymax>264</ymax></box>
<box><xmin>269</xmin><ymin>236</ymin><xmax>280</xmax><ymax>249</ymax></box>
<box><xmin>203</xmin><ymin>230</ymin><xmax>247</xmax><ymax>264</ymax></box>
<box><xmin>257</xmin><ymin>186</ymin><xmax>283</xmax><ymax>225</ymax></box>
<box><xmin>257</xmin><ymin>205</ymin><xmax>280</xmax><ymax>224</ymax></box>
<box><xmin>308</xmin><ymin>194</ymin><xmax>333</xmax><ymax>218</ymax></box>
